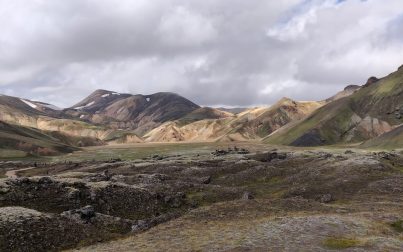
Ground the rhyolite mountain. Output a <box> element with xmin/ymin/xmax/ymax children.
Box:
<box><xmin>325</xmin><ymin>85</ymin><xmax>361</xmax><ymax>103</ymax></box>
<box><xmin>144</xmin><ymin>97</ymin><xmax>323</xmax><ymax>142</ymax></box>
<box><xmin>0</xmin><ymin>94</ymin><xmax>141</xmax><ymax>152</ymax></box>
<box><xmin>0</xmin><ymin>121</ymin><xmax>79</xmax><ymax>157</ymax></box>
<box><xmin>215</xmin><ymin>107</ymin><xmax>249</xmax><ymax>114</ymax></box>
<box><xmin>266</xmin><ymin>65</ymin><xmax>403</xmax><ymax>146</ymax></box>
<box><xmin>1</xmin><ymin>64</ymin><xmax>402</xmax><ymax>156</ymax></box>
<box><xmin>65</xmin><ymin>89</ymin><xmax>200</xmax><ymax>135</ymax></box>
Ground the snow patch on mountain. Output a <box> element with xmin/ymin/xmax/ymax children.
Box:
<box><xmin>75</xmin><ymin>101</ymin><xmax>95</xmax><ymax>110</ymax></box>
<box><xmin>42</xmin><ymin>104</ymin><xmax>62</xmax><ymax>110</ymax></box>
<box><xmin>20</xmin><ymin>99</ymin><xmax>37</xmax><ymax>109</ymax></box>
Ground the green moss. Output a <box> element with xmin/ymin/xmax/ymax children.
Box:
<box><xmin>47</xmin><ymin>119</ymin><xmax>105</xmax><ymax>131</ymax></box>
<box><xmin>266</xmin><ymin>66</ymin><xmax>403</xmax><ymax>147</ymax></box>
<box><xmin>390</xmin><ymin>220</ymin><xmax>403</xmax><ymax>232</ymax></box>
<box><xmin>0</xmin><ymin>149</ymin><xmax>27</xmax><ymax>158</ymax></box>
<box><xmin>323</xmin><ymin>237</ymin><xmax>362</xmax><ymax>249</ymax></box>
<box><xmin>373</xmin><ymin>70</ymin><xmax>403</xmax><ymax>96</ymax></box>
<box><xmin>266</xmin><ymin>114</ymin><xmax>320</xmax><ymax>145</ymax></box>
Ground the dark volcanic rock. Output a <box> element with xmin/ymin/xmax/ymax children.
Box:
<box><xmin>0</xmin><ymin>177</ymin><xmax>185</xmax><ymax>220</ymax></box>
<box><xmin>249</xmin><ymin>151</ymin><xmax>287</xmax><ymax>162</ymax></box>
<box><xmin>318</xmin><ymin>194</ymin><xmax>333</xmax><ymax>203</ymax></box>
<box><xmin>363</xmin><ymin>76</ymin><xmax>379</xmax><ymax>87</ymax></box>
<box><xmin>79</xmin><ymin>205</ymin><xmax>96</xmax><ymax>222</ymax></box>
<box><xmin>0</xmin><ymin>207</ymin><xmax>110</xmax><ymax>252</ymax></box>
<box><xmin>291</xmin><ymin>129</ymin><xmax>326</xmax><ymax>147</ymax></box>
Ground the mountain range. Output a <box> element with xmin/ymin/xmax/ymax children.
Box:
<box><xmin>0</xmin><ymin>65</ymin><xmax>402</xmax><ymax>156</ymax></box>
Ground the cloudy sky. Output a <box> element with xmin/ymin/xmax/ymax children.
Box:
<box><xmin>0</xmin><ymin>0</ymin><xmax>402</xmax><ymax>107</ymax></box>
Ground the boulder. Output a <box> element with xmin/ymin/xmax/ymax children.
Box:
<box><xmin>201</xmin><ymin>176</ymin><xmax>212</xmax><ymax>184</ymax></box>
<box><xmin>242</xmin><ymin>192</ymin><xmax>254</xmax><ymax>200</ymax></box>
<box><xmin>251</xmin><ymin>152</ymin><xmax>287</xmax><ymax>162</ymax></box>
<box><xmin>318</xmin><ymin>194</ymin><xmax>333</xmax><ymax>203</ymax></box>
<box><xmin>79</xmin><ymin>205</ymin><xmax>96</xmax><ymax>221</ymax></box>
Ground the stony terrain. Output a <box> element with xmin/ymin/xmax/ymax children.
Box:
<box><xmin>0</xmin><ymin>144</ymin><xmax>402</xmax><ymax>251</ymax></box>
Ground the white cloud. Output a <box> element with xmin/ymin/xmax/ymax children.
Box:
<box><xmin>158</xmin><ymin>6</ymin><xmax>217</xmax><ymax>46</ymax></box>
<box><xmin>0</xmin><ymin>0</ymin><xmax>402</xmax><ymax>107</ymax></box>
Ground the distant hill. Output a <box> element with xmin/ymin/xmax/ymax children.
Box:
<box><xmin>144</xmin><ymin>97</ymin><xmax>323</xmax><ymax>142</ymax></box>
<box><xmin>65</xmin><ymin>90</ymin><xmax>200</xmax><ymax>135</ymax></box>
<box><xmin>0</xmin><ymin>121</ymin><xmax>78</xmax><ymax>157</ymax></box>
<box><xmin>215</xmin><ymin>107</ymin><xmax>249</xmax><ymax>114</ymax></box>
<box><xmin>265</xmin><ymin>66</ymin><xmax>403</xmax><ymax>146</ymax></box>
<box><xmin>177</xmin><ymin>107</ymin><xmax>234</xmax><ymax>125</ymax></box>
<box><xmin>1</xmin><ymin>64</ymin><xmax>402</xmax><ymax>155</ymax></box>
<box><xmin>0</xmin><ymin>94</ymin><xmax>143</xmax><ymax>150</ymax></box>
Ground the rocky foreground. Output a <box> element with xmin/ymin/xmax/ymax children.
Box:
<box><xmin>0</xmin><ymin>148</ymin><xmax>402</xmax><ymax>251</ymax></box>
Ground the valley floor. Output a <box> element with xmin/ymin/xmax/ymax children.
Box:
<box><xmin>0</xmin><ymin>143</ymin><xmax>402</xmax><ymax>251</ymax></box>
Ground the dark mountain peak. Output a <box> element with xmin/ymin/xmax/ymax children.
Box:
<box><xmin>70</xmin><ymin>89</ymin><xmax>131</xmax><ymax>111</ymax></box>
<box><xmin>66</xmin><ymin>89</ymin><xmax>200</xmax><ymax>135</ymax></box>
<box><xmin>149</xmin><ymin>92</ymin><xmax>187</xmax><ymax>99</ymax></box>
<box><xmin>363</xmin><ymin>76</ymin><xmax>379</xmax><ymax>88</ymax></box>
<box><xmin>147</xmin><ymin>92</ymin><xmax>200</xmax><ymax>109</ymax></box>
<box><xmin>92</xmin><ymin>89</ymin><xmax>113</xmax><ymax>94</ymax></box>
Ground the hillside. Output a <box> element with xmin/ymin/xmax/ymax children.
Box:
<box><xmin>215</xmin><ymin>107</ymin><xmax>249</xmax><ymax>114</ymax></box>
<box><xmin>66</xmin><ymin>90</ymin><xmax>200</xmax><ymax>135</ymax></box>
<box><xmin>361</xmin><ymin>124</ymin><xmax>403</xmax><ymax>149</ymax></box>
<box><xmin>144</xmin><ymin>98</ymin><xmax>323</xmax><ymax>142</ymax></box>
<box><xmin>266</xmin><ymin>66</ymin><xmax>403</xmax><ymax>146</ymax></box>
<box><xmin>325</xmin><ymin>85</ymin><xmax>361</xmax><ymax>102</ymax></box>
<box><xmin>219</xmin><ymin>98</ymin><xmax>324</xmax><ymax>141</ymax></box>
<box><xmin>0</xmin><ymin>94</ymin><xmax>142</xmax><ymax>146</ymax></box>
<box><xmin>177</xmin><ymin>107</ymin><xmax>234</xmax><ymax>125</ymax></box>
<box><xmin>0</xmin><ymin>121</ymin><xmax>78</xmax><ymax>157</ymax></box>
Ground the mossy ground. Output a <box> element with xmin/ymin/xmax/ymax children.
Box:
<box><xmin>2</xmin><ymin>143</ymin><xmax>402</xmax><ymax>251</ymax></box>
<box><xmin>391</xmin><ymin>220</ymin><xmax>403</xmax><ymax>233</ymax></box>
<box><xmin>322</xmin><ymin>237</ymin><xmax>362</xmax><ymax>249</ymax></box>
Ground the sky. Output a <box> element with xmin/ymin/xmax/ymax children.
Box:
<box><xmin>0</xmin><ymin>0</ymin><xmax>402</xmax><ymax>108</ymax></box>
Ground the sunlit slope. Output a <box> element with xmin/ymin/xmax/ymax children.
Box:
<box><xmin>266</xmin><ymin>66</ymin><xmax>403</xmax><ymax>146</ymax></box>
<box><xmin>144</xmin><ymin>98</ymin><xmax>322</xmax><ymax>142</ymax></box>
<box><xmin>0</xmin><ymin>121</ymin><xmax>78</xmax><ymax>156</ymax></box>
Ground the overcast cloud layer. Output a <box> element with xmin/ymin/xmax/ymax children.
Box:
<box><xmin>0</xmin><ymin>0</ymin><xmax>402</xmax><ymax>107</ymax></box>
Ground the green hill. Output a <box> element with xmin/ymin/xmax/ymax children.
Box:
<box><xmin>361</xmin><ymin>125</ymin><xmax>403</xmax><ymax>149</ymax></box>
<box><xmin>265</xmin><ymin>66</ymin><xmax>403</xmax><ymax>146</ymax></box>
<box><xmin>0</xmin><ymin>121</ymin><xmax>78</xmax><ymax>158</ymax></box>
